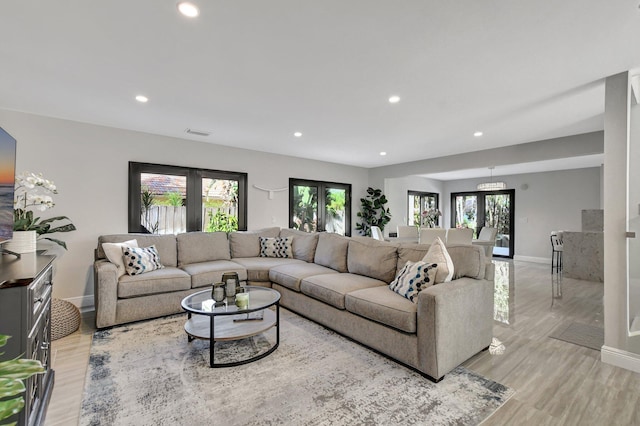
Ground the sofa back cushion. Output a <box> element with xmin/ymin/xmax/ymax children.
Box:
<box><xmin>279</xmin><ymin>228</ymin><xmax>319</xmax><ymax>262</ymax></box>
<box><xmin>229</xmin><ymin>227</ymin><xmax>281</xmax><ymax>258</ymax></box>
<box><xmin>396</xmin><ymin>243</ymin><xmax>430</xmax><ymax>274</ymax></box>
<box><xmin>177</xmin><ymin>232</ymin><xmax>230</xmax><ymax>266</ymax></box>
<box><xmin>347</xmin><ymin>239</ymin><xmax>398</xmax><ymax>283</ymax></box>
<box><xmin>314</xmin><ymin>233</ymin><xmax>350</xmax><ymax>272</ymax></box>
<box><xmin>97</xmin><ymin>234</ymin><xmax>178</xmax><ymax>267</ymax></box>
<box><xmin>446</xmin><ymin>244</ymin><xmax>486</xmax><ymax>280</ymax></box>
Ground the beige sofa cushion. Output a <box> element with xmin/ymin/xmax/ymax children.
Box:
<box><xmin>447</xmin><ymin>245</ymin><xmax>486</xmax><ymax>280</ymax></box>
<box><xmin>345</xmin><ymin>286</ymin><xmax>418</xmax><ymax>333</ymax></box>
<box><xmin>98</xmin><ymin>234</ymin><xmax>178</xmax><ymax>267</ymax></box>
<box><xmin>347</xmin><ymin>239</ymin><xmax>398</xmax><ymax>283</ymax></box>
<box><xmin>177</xmin><ymin>232</ymin><xmax>230</xmax><ymax>266</ymax></box>
<box><xmin>230</xmin><ymin>257</ymin><xmax>303</xmax><ymax>281</ymax></box>
<box><xmin>229</xmin><ymin>227</ymin><xmax>281</xmax><ymax>258</ymax></box>
<box><xmin>180</xmin><ymin>260</ymin><xmax>248</xmax><ymax>288</ymax></box>
<box><xmin>269</xmin><ymin>262</ymin><xmax>338</xmax><ymax>292</ymax></box>
<box><xmin>279</xmin><ymin>228</ymin><xmax>319</xmax><ymax>262</ymax></box>
<box><xmin>300</xmin><ymin>273</ymin><xmax>386</xmax><ymax>309</ymax></box>
<box><xmin>314</xmin><ymin>233</ymin><xmax>350</xmax><ymax>272</ymax></box>
<box><xmin>117</xmin><ymin>267</ymin><xmax>191</xmax><ymax>298</ymax></box>
<box><xmin>396</xmin><ymin>243</ymin><xmax>430</xmax><ymax>273</ymax></box>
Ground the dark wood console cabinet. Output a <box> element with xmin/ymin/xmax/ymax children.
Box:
<box><xmin>0</xmin><ymin>253</ymin><xmax>55</xmax><ymax>426</ymax></box>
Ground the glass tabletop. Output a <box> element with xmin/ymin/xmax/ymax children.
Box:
<box><xmin>181</xmin><ymin>286</ymin><xmax>280</xmax><ymax>316</ymax></box>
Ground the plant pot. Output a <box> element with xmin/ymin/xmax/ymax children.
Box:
<box><xmin>5</xmin><ymin>230</ymin><xmax>37</xmax><ymax>253</ymax></box>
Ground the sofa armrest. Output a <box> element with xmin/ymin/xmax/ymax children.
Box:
<box><xmin>94</xmin><ymin>259</ymin><xmax>118</xmax><ymax>328</ymax></box>
<box><xmin>416</xmin><ymin>277</ymin><xmax>494</xmax><ymax>380</ymax></box>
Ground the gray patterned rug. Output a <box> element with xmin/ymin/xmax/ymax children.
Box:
<box><xmin>80</xmin><ymin>309</ymin><xmax>514</xmax><ymax>425</ymax></box>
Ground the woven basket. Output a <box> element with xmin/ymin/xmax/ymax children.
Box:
<box><xmin>51</xmin><ymin>298</ymin><xmax>81</xmax><ymax>341</ymax></box>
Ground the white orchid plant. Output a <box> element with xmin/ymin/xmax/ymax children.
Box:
<box><xmin>13</xmin><ymin>172</ymin><xmax>76</xmax><ymax>249</ymax></box>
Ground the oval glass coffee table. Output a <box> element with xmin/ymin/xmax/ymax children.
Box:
<box><xmin>181</xmin><ymin>286</ymin><xmax>280</xmax><ymax>368</ymax></box>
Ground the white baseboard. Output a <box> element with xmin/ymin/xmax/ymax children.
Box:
<box><xmin>63</xmin><ymin>295</ymin><xmax>95</xmax><ymax>312</ymax></box>
<box><xmin>601</xmin><ymin>345</ymin><xmax>640</xmax><ymax>374</ymax></box>
<box><xmin>512</xmin><ymin>255</ymin><xmax>551</xmax><ymax>264</ymax></box>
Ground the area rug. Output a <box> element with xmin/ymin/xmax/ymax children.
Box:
<box><xmin>549</xmin><ymin>321</ymin><xmax>604</xmax><ymax>351</ymax></box>
<box><xmin>80</xmin><ymin>309</ymin><xmax>514</xmax><ymax>425</ymax></box>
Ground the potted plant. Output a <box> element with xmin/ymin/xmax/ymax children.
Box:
<box><xmin>11</xmin><ymin>172</ymin><xmax>76</xmax><ymax>251</ymax></box>
<box><xmin>356</xmin><ymin>187</ymin><xmax>391</xmax><ymax>237</ymax></box>
<box><xmin>0</xmin><ymin>334</ymin><xmax>44</xmax><ymax>423</ymax></box>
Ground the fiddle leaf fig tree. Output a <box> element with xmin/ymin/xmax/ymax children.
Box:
<box><xmin>356</xmin><ymin>187</ymin><xmax>391</xmax><ymax>236</ymax></box>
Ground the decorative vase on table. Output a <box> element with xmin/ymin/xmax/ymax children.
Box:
<box><xmin>5</xmin><ymin>230</ymin><xmax>37</xmax><ymax>253</ymax></box>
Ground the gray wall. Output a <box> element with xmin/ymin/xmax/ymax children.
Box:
<box><xmin>368</xmin><ymin>131</ymin><xmax>604</xmax><ymax>189</ymax></box>
<box><xmin>383</xmin><ymin>176</ymin><xmax>443</xmax><ymax>236</ymax></box>
<box><xmin>442</xmin><ymin>168</ymin><xmax>601</xmax><ymax>260</ymax></box>
<box><xmin>383</xmin><ymin>168</ymin><xmax>601</xmax><ymax>261</ymax></box>
<box><xmin>0</xmin><ymin>109</ymin><xmax>369</xmax><ymax>308</ymax></box>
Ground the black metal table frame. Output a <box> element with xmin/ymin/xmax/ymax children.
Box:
<box><xmin>185</xmin><ymin>299</ymin><xmax>280</xmax><ymax>368</ymax></box>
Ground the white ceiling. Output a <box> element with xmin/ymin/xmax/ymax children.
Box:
<box><xmin>0</xmin><ymin>1</ymin><xmax>639</xmax><ymax>169</ymax></box>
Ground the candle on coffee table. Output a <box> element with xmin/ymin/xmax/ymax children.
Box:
<box><xmin>235</xmin><ymin>292</ymin><xmax>249</xmax><ymax>309</ymax></box>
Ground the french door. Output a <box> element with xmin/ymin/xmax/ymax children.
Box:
<box><xmin>289</xmin><ymin>178</ymin><xmax>351</xmax><ymax>236</ymax></box>
<box><xmin>451</xmin><ymin>189</ymin><xmax>515</xmax><ymax>258</ymax></box>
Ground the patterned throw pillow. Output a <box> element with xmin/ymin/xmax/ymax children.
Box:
<box><xmin>122</xmin><ymin>245</ymin><xmax>164</xmax><ymax>276</ymax></box>
<box><xmin>389</xmin><ymin>261</ymin><xmax>438</xmax><ymax>303</ymax></box>
<box><xmin>259</xmin><ymin>237</ymin><xmax>293</xmax><ymax>258</ymax></box>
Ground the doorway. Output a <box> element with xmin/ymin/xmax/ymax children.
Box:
<box><xmin>451</xmin><ymin>189</ymin><xmax>515</xmax><ymax>258</ymax></box>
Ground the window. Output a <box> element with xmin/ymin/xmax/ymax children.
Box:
<box><xmin>408</xmin><ymin>191</ymin><xmax>439</xmax><ymax>227</ymax></box>
<box><xmin>289</xmin><ymin>178</ymin><xmax>351</xmax><ymax>236</ymax></box>
<box><xmin>128</xmin><ymin>162</ymin><xmax>247</xmax><ymax>234</ymax></box>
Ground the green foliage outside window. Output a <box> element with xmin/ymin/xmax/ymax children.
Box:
<box><xmin>293</xmin><ymin>186</ymin><xmax>318</xmax><ymax>232</ymax></box>
<box><xmin>206</xmin><ymin>210</ymin><xmax>238</xmax><ymax>233</ymax></box>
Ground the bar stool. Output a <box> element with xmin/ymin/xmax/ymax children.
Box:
<box><xmin>550</xmin><ymin>231</ymin><xmax>563</xmax><ymax>273</ymax></box>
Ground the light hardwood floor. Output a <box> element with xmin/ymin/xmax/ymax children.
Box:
<box><xmin>45</xmin><ymin>260</ymin><xmax>640</xmax><ymax>425</ymax></box>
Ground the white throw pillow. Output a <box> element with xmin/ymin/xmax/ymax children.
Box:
<box><xmin>422</xmin><ymin>237</ymin><xmax>454</xmax><ymax>283</ymax></box>
<box><xmin>389</xmin><ymin>260</ymin><xmax>438</xmax><ymax>303</ymax></box>
<box><xmin>102</xmin><ymin>239</ymin><xmax>138</xmax><ymax>278</ymax></box>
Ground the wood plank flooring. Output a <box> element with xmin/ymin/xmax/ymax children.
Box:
<box><xmin>45</xmin><ymin>260</ymin><xmax>640</xmax><ymax>425</ymax></box>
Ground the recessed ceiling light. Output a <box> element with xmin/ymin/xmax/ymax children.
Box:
<box><xmin>177</xmin><ymin>2</ymin><xmax>199</xmax><ymax>17</ymax></box>
<box><xmin>474</xmin><ymin>131</ymin><xmax>483</xmax><ymax>137</ymax></box>
<box><xmin>294</xmin><ymin>132</ymin><xmax>303</xmax><ymax>137</ymax></box>
<box><xmin>135</xmin><ymin>95</ymin><xmax>148</xmax><ymax>103</ymax></box>
<box><xmin>380</xmin><ymin>151</ymin><xmax>387</xmax><ymax>156</ymax></box>
<box><xmin>388</xmin><ymin>96</ymin><xmax>400</xmax><ymax>104</ymax></box>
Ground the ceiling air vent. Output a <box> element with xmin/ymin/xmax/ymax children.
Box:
<box><xmin>185</xmin><ymin>128</ymin><xmax>211</xmax><ymax>137</ymax></box>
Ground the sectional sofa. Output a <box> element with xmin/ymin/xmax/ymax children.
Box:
<box><xmin>94</xmin><ymin>227</ymin><xmax>494</xmax><ymax>381</ymax></box>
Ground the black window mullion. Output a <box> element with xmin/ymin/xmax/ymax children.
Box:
<box><xmin>187</xmin><ymin>169</ymin><xmax>201</xmax><ymax>232</ymax></box>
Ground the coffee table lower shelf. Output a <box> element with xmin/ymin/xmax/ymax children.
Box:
<box><xmin>184</xmin><ymin>308</ymin><xmax>279</xmax><ymax>367</ymax></box>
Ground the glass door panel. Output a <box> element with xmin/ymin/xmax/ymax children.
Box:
<box><xmin>202</xmin><ymin>178</ymin><xmax>239</xmax><ymax>232</ymax></box>
<box><xmin>292</xmin><ymin>184</ymin><xmax>318</xmax><ymax>233</ymax></box>
<box><xmin>325</xmin><ymin>188</ymin><xmax>346</xmax><ymax>235</ymax></box>
<box><xmin>485</xmin><ymin>194</ymin><xmax>512</xmax><ymax>257</ymax></box>
<box><xmin>454</xmin><ymin>195</ymin><xmax>478</xmax><ymax>232</ymax></box>
<box><xmin>140</xmin><ymin>173</ymin><xmax>187</xmax><ymax>234</ymax></box>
